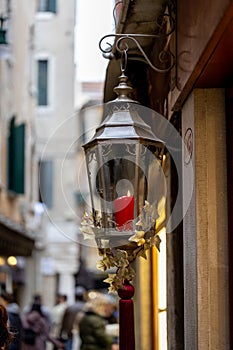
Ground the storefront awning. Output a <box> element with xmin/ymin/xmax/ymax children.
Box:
<box><xmin>0</xmin><ymin>214</ymin><xmax>35</xmax><ymax>256</ymax></box>
<box><xmin>103</xmin><ymin>0</ymin><xmax>172</xmax><ymax>104</ymax></box>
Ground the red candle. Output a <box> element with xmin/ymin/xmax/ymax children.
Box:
<box><xmin>114</xmin><ymin>192</ymin><xmax>134</xmax><ymax>231</ymax></box>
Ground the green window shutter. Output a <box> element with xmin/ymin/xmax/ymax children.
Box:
<box><xmin>49</xmin><ymin>0</ymin><xmax>56</xmax><ymax>13</ymax></box>
<box><xmin>38</xmin><ymin>60</ymin><xmax>48</xmax><ymax>106</ymax></box>
<box><xmin>37</xmin><ymin>0</ymin><xmax>56</xmax><ymax>13</ymax></box>
<box><xmin>8</xmin><ymin>118</ymin><xmax>15</xmax><ymax>191</ymax></box>
<box><xmin>8</xmin><ymin>117</ymin><xmax>25</xmax><ymax>194</ymax></box>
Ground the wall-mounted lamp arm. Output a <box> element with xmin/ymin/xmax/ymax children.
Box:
<box><xmin>99</xmin><ymin>10</ymin><xmax>175</xmax><ymax>74</ymax></box>
<box><xmin>99</xmin><ymin>33</ymin><xmax>175</xmax><ymax>73</ymax></box>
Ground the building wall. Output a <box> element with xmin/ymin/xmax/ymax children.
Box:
<box><xmin>0</xmin><ymin>0</ymin><xmax>80</xmax><ymax>307</ymax></box>
<box><xmin>32</xmin><ymin>0</ymin><xmax>79</xmax><ymax>305</ymax></box>
<box><xmin>0</xmin><ymin>0</ymin><xmax>38</xmax><ymax>301</ymax></box>
<box><xmin>182</xmin><ymin>88</ymin><xmax>229</xmax><ymax>349</ymax></box>
<box><xmin>134</xmin><ymin>255</ymin><xmax>153</xmax><ymax>350</ymax></box>
<box><xmin>0</xmin><ymin>0</ymin><xmax>35</xmax><ymax>217</ymax></box>
<box><xmin>34</xmin><ymin>0</ymin><xmax>76</xmax><ymax>215</ymax></box>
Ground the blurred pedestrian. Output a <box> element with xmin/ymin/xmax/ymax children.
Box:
<box><xmin>71</xmin><ymin>305</ymin><xmax>86</xmax><ymax>350</ymax></box>
<box><xmin>59</xmin><ymin>286</ymin><xmax>86</xmax><ymax>350</ymax></box>
<box><xmin>51</xmin><ymin>294</ymin><xmax>68</xmax><ymax>337</ymax></box>
<box><xmin>23</xmin><ymin>294</ymin><xmax>51</xmax><ymax>327</ymax></box>
<box><xmin>21</xmin><ymin>302</ymin><xmax>64</xmax><ymax>350</ymax></box>
<box><xmin>0</xmin><ymin>303</ymin><xmax>13</xmax><ymax>349</ymax></box>
<box><xmin>103</xmin><ymin>295</ymin><xmax>119</xmax><ymax>348</ymax></box>
<box><xmin>79</xmin><ymin>292</ymin><xmax>114</xmax><ymax>350</ymax></box>
<box><xmin>0</xmin><ymin>292</ymin><xmax>22</xmax><ymax>350</ymax></box>
<box><xmin>51</xmin><ymin>294</ymin><xmax>68</xmax><ymax>350</ymax></box>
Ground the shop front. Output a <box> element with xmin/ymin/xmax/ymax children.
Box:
<box><xmin>102</xmin><ymin>0</ymin><xmax>233</xmax><ymax>349</ymax></box>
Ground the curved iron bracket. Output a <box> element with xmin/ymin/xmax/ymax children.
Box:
<box><xmin>99</xmin><ymin>12</ymin><xmax>176</xmax><ymax>74</ymax></box>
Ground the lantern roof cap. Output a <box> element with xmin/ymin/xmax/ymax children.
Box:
<box><xmin>83</xmin><ymin>73</ymin><xmax>164</xmax><ymax>150</ymax></box>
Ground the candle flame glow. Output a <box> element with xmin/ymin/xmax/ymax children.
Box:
<box><xmin>127</xmin><ymin>190</ymin><xmax>131</xmax><ymax>197</ymax></box>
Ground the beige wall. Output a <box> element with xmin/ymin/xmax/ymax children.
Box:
<box><xmin>182</xmin><ymin>89</ymin><xmax>229</xmax><ymax>349</ymax></box>
<box><xmin>34</xmin><ymin>0</ymin><xmax>76</xmax><ymax>216</ymax></box>
<box><xmin>134</xmin><ymin>255</ymin><xmax>153</xmax><ymax>350</ymax></box>
<box><xmin>0</xmin><ymin>0</ymin><xmax>36</xmax><ymax>220</ymax></box>
<box><xmin>0</xmin><ymin>0</ymin><xmax>78</xmax><ymax>305</ymax></box>
<box><xmin>32</xmin><ymin>0</ymin><xmax>79</xmax><ymax>304</ymax></box>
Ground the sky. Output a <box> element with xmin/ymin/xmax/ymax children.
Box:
<box><xmin>75</xmin><ymin>0</ymin><xmax>115</xmax><ymax>82</ymax></box>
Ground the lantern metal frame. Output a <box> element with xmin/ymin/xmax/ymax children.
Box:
<box><xmin>82</xmin><ymin>67</ymin><xmax>165</xmax><ymax>248</ymax></box>
<box><xmin>82</xmin><ymin>5</ymin><xmax>175</xmax><ymax>244</ymax></box>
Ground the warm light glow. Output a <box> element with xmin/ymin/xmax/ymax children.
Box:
<box><xmin>0</xmin><ymin>257</ymin><xmax>5</xmax><ymax>266</ymax></box>
<box><xmin>127</xmin><ymin>190</ymin><xmax>131</xmax><ymax>197</ymax></box>
<box><xmin>158</xmin><ymin>227</ymin><xmax>167</xmax><ymax>309</ymax></box>
<box><xmin>88</xmin><ymin>291</ymin><xmax>98</xmax><ymax>299</ymax></box>
<box><xmin>7</xmin><ymin>256</ymin><xmax>17</xmax><ymax>266</ymax></box>
<box><xmin>158</xmin><ymin>311</ymin><xmax>167</xmax><ymax>350</ymax></box>
<box><xmin>158</xmin><ymin>227</ymin><xmax>167</xmax><ymax>350</ymax></box>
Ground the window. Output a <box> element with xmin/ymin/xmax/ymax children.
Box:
<box><xmin>37</xmin><ymin>59</ymin><xmax>48</xmax><ymax>106</ymax></box>
<box><xmin>38</xmin><ymin>160</ymin><xmax>53</xmax><ymax>208</ymax></box>
<box><xmin>7</xmin><ymin>117</ymin><xmax>25</xmax><ymax>194</ymax></box>
<box><xmin>37</xmin><ymin>0</ymin><xmax>56</xmax><ymax>13</ymax></box>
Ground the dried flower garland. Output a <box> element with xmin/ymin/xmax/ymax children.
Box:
<box><xmin>80</xmin><ymin>201</ymin><xmax>161</xmax><ymax>292</ymax></box>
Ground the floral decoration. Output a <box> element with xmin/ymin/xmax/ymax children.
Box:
<box><xmin>80</xmin><ymin>200</ymin><xmax>162</xmax><ymax>292</ymax></box>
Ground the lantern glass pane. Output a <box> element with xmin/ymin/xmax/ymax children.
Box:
<box><xmin>84</xmin><ymin>139</ymin><xmax>165</xmax><ymax>247</ymax></box>
<box><xmin>98</xmin><ymin>142</ymin><xmax>137</xmax><ymax>230</ymax></box>
<box><xmin>85</xmin><ymin>147</ymin><xmax>101</xmax><ymax>213</ymax></box>
<box><xmin>136</xmin><ymin>144</ymin><xmax>166</xmax><ymax>231</ymax></box>
<box><xmin>146</xmin><ymin>145</ymin><xmax>165</xmax><ymax>205</ymax></box>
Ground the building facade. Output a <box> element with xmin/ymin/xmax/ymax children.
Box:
<box><xmin>33</xmin><ymin>0</ymin><xmax>78</xmax><ymax>306</ymax></box>
<box><xmin>102</xmin><ymin>0</ymin><xmax>233</xmax><ymax>349</ymax></box>
<box><xmin>0</xmin><ymin>0</ymin><xmax>79</xmax><ymax>308</ymax></box>
<box><xmin>0</xmin><ymin>0</ymin><xmax>36</xmax><ymax>302</ymax></box>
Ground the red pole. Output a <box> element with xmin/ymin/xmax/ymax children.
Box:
<box><xmin>118</xmin><ymin>281</ymin><xmax>135</xmax><ymax>350</ymax></box>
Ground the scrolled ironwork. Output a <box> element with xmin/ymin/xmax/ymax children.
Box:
<box><xmin>99</xmin><ymin>9</ymin><xmax>175</xmax><ymax>74</ymax></box>
<box><xmin>99</xmin><ymin>33</ymin><xmax>175</xmax><ymax>73</ymax></box>
<box><xmin>102</xmin><ymin>143</ymin><xmax>112</xmax><ymax>157</ymax></box>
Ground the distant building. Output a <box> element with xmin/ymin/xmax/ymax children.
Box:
<box><xmin>0</xmin><ymin>0</ymin><xmax>79</xmax><ymax>307</ymax></box>
<box><xmin>33</xmin><ymin>0</ymin><xmax>79</xmax><ymax>306</ymax></box>
<box><xmin>0</xmin><ymin>0</ymin><xmax>36</xmax><ymax>301</ymax></box>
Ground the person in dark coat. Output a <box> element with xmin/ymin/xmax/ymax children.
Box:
<box><xmin>23</xmin><ymin>294</ymin><xmax>51</xmax><ymax>327</ymax></box>
<box><xmin>0</xmin><ymin>292</ymin><xmax>22</xmax><ymax>350</ymax></box>
<box><xmin>0</xmin><ymin>304</ymin><xmax>13</xmax><ymax>350</ymax></box>
<box><xmin>6</xmin><ymin>302</ymin><xmax>22</xmax><ymax>350</ymax></box>
<box><xmin>79</xmin><ymin>292</ymin><xmax>114</xmax><ymax>350</ymax></box>
<box><xmin>21</xmin><ymin>302</ymin><xmax>64</xmax><ymax>350</ymax></box>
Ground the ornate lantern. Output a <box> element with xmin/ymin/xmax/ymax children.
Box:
<box><xmin>82</xmin><ymin>70</ymin><xmax>164</xmax><ymax>249</ymax></box>
<box><xmin>82</xmin><ymin>71</ymin><xmax>165</xmax><ymax>350</ymax></box>
<box><xmin>81</xmin><ymin>16</ymin><xmax>175</xmax><ymax>346</ymax></box>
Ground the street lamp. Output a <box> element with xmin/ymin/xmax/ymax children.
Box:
<box><xmin>82</xmin><ymin>64</ymin><xmax>165</xmax><ymax>350</ymax></box>
<box><xmin>81</xmin><ymin>12</ymin><xmax>175</xmax><ymax>349</ymax></box>
<box><xmin>83</xmin><ymin>68</ymin><xmax>165</xmax><ymax>242</ymax></box>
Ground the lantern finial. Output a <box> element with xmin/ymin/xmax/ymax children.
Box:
<box><xmin>113</xmin><ymin>72</ymin><xmax>133</xmax><ymax>102</ymax></box>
